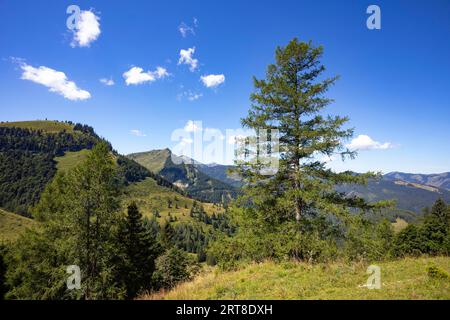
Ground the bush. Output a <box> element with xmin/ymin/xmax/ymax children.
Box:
<box><xmin>152</xmin><ymin>248</ymin><xmax>199</xmax><ymax>289</ymax></box>
<box><xmin>427</xmin><ymin>265</ymin><xmax>450</xmax><ymax>279</ymax></box>
<box><xmin>344</xmin><ymin>217</ymin><xmax>394</xmax><ymax>261</ymax></box>
<box><xmin>208</xmin><ymin>219</ymin><xmax>340</xmax><ymax>270</ymax></box>
<box><xmin>393</xmin><ymin>224</ymin><xmax>426</xmax><ymax>257</ymax></box>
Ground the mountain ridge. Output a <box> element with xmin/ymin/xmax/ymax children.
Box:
<box><xmin>128</xmin><ymin>149</ymin><xmax>238</xmax><ymax>203</ymax></box>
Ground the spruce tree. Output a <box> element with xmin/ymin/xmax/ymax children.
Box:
<box><xmin>7</xmin><ymin>142</ymin><xmax>125</xmax><ymax>299</ymax></box>
<box><xmin>423</xmin><ymin>198</ymin><xmax>450</xmax><ymax>254</ymax></box>
<box><xmin>118</xmin><ymin>202</ymin><xmax>161</xmax><ymax>298</ymax></box>
<box><xmin>236</xmin><ymin>39</ymin><xmax>386</xmax><ymax>225</ymax></box>
<box><xmin>229</xmin><ymin>39</ymin><xmax>391</xmax><ymax>261</ymax></box>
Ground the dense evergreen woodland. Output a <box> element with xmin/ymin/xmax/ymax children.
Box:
<box><xmin>0</xmin><ymin>39</ymin><xmax>448</xmax><ymax>300</ymax></box>
<box><xmin>0</xmin><ymin>123</ymin><xmax>179</xmax><ymax>216</ymax></box>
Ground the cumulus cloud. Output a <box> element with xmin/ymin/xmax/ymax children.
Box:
<box><xmin>71</xmin><ymin>10</ymin><xmax>101</xmax><ymax>47</ymax></box>
<box><xmin>123</xmin><ymin>66</ymin><xmax>169</xmax><ymax>85</ymax></box>
<box><xmin>130</xmin><ymin>129</ymin><xmax>147</xmax><ymax>137</ymax></box>
<box><xmin>99</xmin><ymin>78</ymin><xmax>114</xmax><ymax>86</ymax></box>
<box><xmin>20</xmin><ymin>63</ymin><xmax>91</xmax><ymax>101</ymax></box>
<box><xmin>347</xmin><ymin>135</ymin><xmax>393</xmax><ymax>151</ymax></box>
<box><xmin>178</xmin><ymin>47</ymin><xmax>199</xmax><ymax>72</ymax></box>
<box><xmin>200</xmin><ymin>74</ymin><xmax>225</xmax><ymax>88</ymax></box>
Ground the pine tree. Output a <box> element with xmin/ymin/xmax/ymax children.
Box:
<box><xmin>160</xmin><ymin>221</ymin><xmax>175</xmax><ymax>248</ymax></box>
<box><xmin>7</xmin><ymin>142</ymin><xmax>125</xmax><ymax>299</ymax></box>
<box><xmin>423</xmin><ymin>198</ymin><xmax>450</xmax><ymax>254</ymax></box>
<box><xmin>236</xmin><ymin>38</ymin><xmax>387</xmax><ymax>227</ymax></box>
<box><xmin>118</xmin><ymin>202</ymin><xmax>161</xmax><ymax>298</ymax></box>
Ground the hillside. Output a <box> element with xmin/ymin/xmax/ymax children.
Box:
<box><xmin>0</xmin><ymin>120</ymin><xmax>101</xmax><ymax>215</ymax></box>
<box><xmin>143</xmin><ymin>256</ymin><xmax>450</xmax><ymax>300</ymax></box>
<box><xmin>0</xmin><ymin>121</ymin><xmax>182</xmax><ymax>217</ymax></box>
<box><xmin>128</xmin><ymin>149</ymin><xmax>238</xmax><ymax>203</ymax></box>
<box><xmin>0</xmin><ymin>121</ymin><xmax>231</xmax><ymax>259</ymax></box>
<box><xmin>0</xmin><ymin>208</ymin><xmax>37</xmax><ymax>242</ymax></box>
<box><xmin>122</xmin><ymin>177</ymin><xmax>224</xmax><ymax>221</ymax></box>
<box><xmin>195</xmin><ymin>163</ymin><xmax>242</xmax><ymax>188</ymax></box>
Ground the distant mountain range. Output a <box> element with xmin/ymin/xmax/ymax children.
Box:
<box><xmin>384</xmin><ymin>172</ymin><xmax>450</xmax><ymax>190</ymax></box>
<box><xmin>128</xmin><ymin>149</ymin><xmax>450</xmax><ymax>222</ymax></box>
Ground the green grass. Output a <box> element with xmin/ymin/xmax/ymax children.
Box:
<box><xmin>0</xmin><ymin>120</ymin><xmax>74</xmax><ymax>133</ymax></box>
<box><xmin>0</xmin><ymin>209</ymin><xmax>37</xmax><ymax>243</ymax></box>
<box><xmin>127</xmin><ymin>149</ymin><xmax>170</xmax><ymax>173</ymax></box>
<box><xmin>55</xmin><ymin>149</ymin><xmax>91</xmax><ymax>172</ymax></box>
<box><xmin>144</xmin><ymin>256</ymin><xmax>450</xmax><ymax>300</ymax></box>
<box><xmin>122</xmin><ymin>177</ymin><xmax>224</xmax><ymax>223</ymax></box>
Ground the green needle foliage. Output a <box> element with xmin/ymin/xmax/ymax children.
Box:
<box><xmin>6</xmin><ymin>142</ymin><xmax>126</xmax><ymax>299</ymax></box>
<box><xmin>394</xmin><ymin>198</ymin><xmax>450</xmax><ymax>256</ymax></box>
<box><xmin>220</xmin><ymin>38</ymin><xmax>393</xmax><ymax>264</ymax></box>
<box><xmin>117</xmin><ymin>202</ymin><xmax>162</xmax><ymax>298</ymax></box>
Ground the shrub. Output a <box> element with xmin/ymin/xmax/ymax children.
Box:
<box><xmin>427</xmin><ymin>265</ymin><xmax>450</xmax><ymax>279</ymax></box>
<box><xmin>152</xmin><ymin>248</ymin><xmax>199</xmax><ymax>289</ymax></box>
<box><xmin>344</xmin><ymin>217</ymin><xmax>394</xmax><ymax>261</ymax></box>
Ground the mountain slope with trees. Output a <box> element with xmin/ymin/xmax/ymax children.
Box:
<box><xmin>128</xmin><ymin>149</ymin><xmax>238</xmax><ymax>203</ymax></box>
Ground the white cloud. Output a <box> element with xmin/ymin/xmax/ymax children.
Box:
<box><xmin>178</xmin><ymin>90</ymin><xmax>203</xmax><ymax>101</ymax></box>
<box><xmin>20</xmin><ymin>63</ymin><xmax>91</xmax><ymax>101</ymax></box>
<box><xmin>184</xmin><ymin>120</ymin><xmax>201</xmax><ymax>132</ymax></box>
<box><xmin>347</xmin><ymin>135</ymin><xmax>394</xmax><ymax>151</ymax></box>
<box><xmin>71</xmin><ymin>10</ymin><xmax>101</xmax><ymax>47</ymax></box>
<box><xmin>178</xmin><ymin>47</ymin><xmax>199</xmax><ymax>72</ymax></box>
<box><xmin>178</xmin><ymin>19</ymin><xmax>197</xmax><ymax>37</ymax></box>
<box><xmin>99</xmin><ymin>78</ymin><xmax>114</xmax><ymax>86</ymax></box>
<box><xmin>123</xmin><ymin>66</ymin><xmax>169</xmax><ymax>85</ymax></box>
<box><xmin>187</xmin><ymin>92</ymin><xmax>202</xmax><ymax>101</ymax></box>
<box><xmin>201</xmin><ymin>74</ymin><xmax>225</xmax><ymax>88</ymax></box>
<box><xmin>130</xmin><ymin>129</ymin><xmax>147</xmax><ymax>137</ymax></box>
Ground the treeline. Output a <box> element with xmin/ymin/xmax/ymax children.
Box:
<box><xmin>1</xmin><ymin>143</ymin><xmax>200</xmax><ymax>300</ymax></box>
<box><xmin>0</xmin><ymin>123</ymin><xmax>182</xmax><ymax>216</ymax></box>
<box><xmin>0</xmin><ymin>126</ymin><xmax>99</xmax><ymax>156</ymax></box>
<box><xmin>0</xmin><ymin>125</ymin><xmax>99</xmax><ymax>216</ymax></box>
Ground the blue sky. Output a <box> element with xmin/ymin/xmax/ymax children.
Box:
<box><xmin>0</xmin><ymin>0</ymin><xmax>449</xmax><ymax>173</ymax></box>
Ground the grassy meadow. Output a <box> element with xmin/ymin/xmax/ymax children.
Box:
<box><xmin>0</xmin><ymin>209</ymin><xmax>37</xmax><ymax>243</ymax></box>
<box><xmin>0</xmin><ymin>120</ymin><xmax>74</xmax><ymax>133</ymax></box>
<box><xmin>143</xmin><ymin>256</ymin><xmax>450</xmax><ymax>300</ymax></box>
